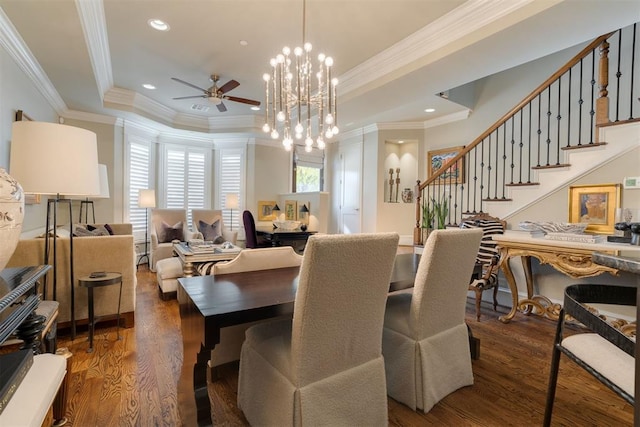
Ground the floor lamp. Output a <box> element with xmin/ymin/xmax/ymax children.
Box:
<box><xmin>79</xmin><ymin>164</ymin><xmax>110</xmax><ymax>223</ymax></box>
<box><xmin>226</xmin><ymin>193</ymin><xmax>239</xmax><ymax>231</ymax></box>
<box><xmin>10</xmin><ymin>121</ymin><xmax>100</xmax><ymax>340</ymax></box>
<box><xmin>137</xmin><ymin>189</ymin><xmax>156</xmax><ymax>268</ymax></box>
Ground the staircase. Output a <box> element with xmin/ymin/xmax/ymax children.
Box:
<box><xmin>414</xmin><ymin>23</ymin><xmax>640</xmax><ymax>244</ymax></box>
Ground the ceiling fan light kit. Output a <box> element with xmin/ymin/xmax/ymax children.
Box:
<box><xmin>262</xmin><ymin>0</ymin><xmax>338</xmax><ymax>152</ymax></box>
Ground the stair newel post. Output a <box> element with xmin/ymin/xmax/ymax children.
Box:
<box><xmin>596</xmin><ymin>38</ymin><xmax>610</xmax><ymax>132</ymax></box>
<box><xmin>414</xmin><ymin>180</ymin><xmax>422</xmax><ymax>245</ymax></box>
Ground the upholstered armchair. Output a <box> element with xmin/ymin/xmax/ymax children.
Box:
<box><xmin>460</xmin><ymin>213</ymin><xmax>506</xmax><ymax>321</ymax></box>
<box><xmin>237</xmin><ymin>233</ymin><xmax>400</xmax><ymax>426</ymax></box>
<box><xmin>382</xmin><ymin>228</ymin><xmax>483</xmax><ymax>413</ymax></box>
<box><xmin>191</xmin><ymin>209</ymin><xmax>238</xmax><ymax>245</ymax></box>
<box><xmin>149</xmin><ymin>208</ymin><xmax>197</xmax><ymax>272</ymax></box>
<box><xmin>205</xmin><ymin>247</ymin><xmax>304</xmax><ymax>372</ymax></box>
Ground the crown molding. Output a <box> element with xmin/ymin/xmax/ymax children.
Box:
<box><xmin>0</xmin><ymin>8</ymin><xmax>67</xmax><ymax>113</ymax></box>
<box><xmin>423</xmin><ymin>109</ymin><xmax>471</xmax><ymax>128</ymax></box>
<box><xmin>75</xmin><ymin>0</ymin><xmax>112</xmax><ymax>100</ymax></box>
<box><xmin>62</xmin><ymin>108</ymin><xmax>123</xmax><ymax>126</ymax></box>
<box><xmin>375</xmin><ymin>122</ymin><xmax>425</xmax><ymax>131</ymax></box>
<box><xmin>339</xmin><ymin>0</ymin><xmax>538</xmax><ymax>97</ymax></box>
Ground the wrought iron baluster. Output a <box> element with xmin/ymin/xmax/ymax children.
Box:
<box><xmin>537</xmin><ymin>93</ymin><xmax>542</xmax><ymax>166</ymax></box>
<box><xmin>566</xmin><ymin>67</ymin><xmax>572</xmax><ymax>148</ymax></box>
<box><xmin>527</xmin><ymin>102</ymin><xmax>533</xmax><ymax>183</ymax></box>
<box><xmin>590</xmin><ymin>48</ymin><xmax>596</xmax><ymax>144</ymax></box>
<box><xmin>615</xmin><ymin>29</ymin><xmax>622</xmax><ymax>122</ymax></box>
<box><xmin>518</xmin><ymin>109</ymin><xmax>524</xmax><ymax>183</ymax></box>
<box><xmin>546</xmin><ymin>85</ymin><xmax>552</xmax><ymax>165</ymax></box>
<box><xmin>556</xmin><ymin>76</ymin><xmax>562</xmax><ymax>164</ymax></box>
<box><xmin>578</xmin><ymin>58</ymin><xmax>584</xmax><ymax>146</ymax></box>
<box><xmin>510</xmin><ymin>117</ymin><xmax>516</xmax><ymax>181</ymax></box>
<box><xmin>629</xmin><ymin>24</ymin><xmax>637</xmax><ymax>120</ymax></box>
<box><xmin>486</xmin><ymin>133</ymin><xmax>493</xmax><ymax>199</ymax></box>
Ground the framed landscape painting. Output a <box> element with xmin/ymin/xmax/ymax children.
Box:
<box><xmin>568</xmin><ymin>183</ymin><xmax>621</xmax><ymax>234</ymax></box>
<box><xmin>427</xmin><ymin>146</ymin><xmax>465</xmax><ymax>184</ymax></box>
<box><xmin>257</xmin><ymin>200</ymin><xmax>277</xmax><ymax>221</ymax></box>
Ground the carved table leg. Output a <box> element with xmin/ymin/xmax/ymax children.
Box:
<box><xmin>499</xmin><ymin>254</ymin><xmax>519</xmax><ymax>323</ymax></box>
<box><xmin>520</xmin><ymin>255</ymin><xmax>534</xmax><ymax>315</ymax></box>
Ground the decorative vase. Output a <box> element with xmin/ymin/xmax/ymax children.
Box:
<box><xmin>0</xmin><ymin>168</ymin><xmax>24</xmax><ymax>271</ymax></box>
<box><xmin>401</xmin><ymin>188</ymin><xmax>413</xmax><ymax>203</ymax></box>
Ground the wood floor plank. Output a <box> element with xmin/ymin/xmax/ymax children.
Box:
<box><xmin>55</xmin><ymin>264</ymin><xmax>633</xmax><ymax>426</ymax></box>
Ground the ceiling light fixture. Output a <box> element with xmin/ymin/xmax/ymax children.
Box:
<box><xmin>148</xmin><ymin>19</ymin><xmax>169</xmax><ymax>31</ymax></box>
<box><xmin>425</xmin><ymin>108</ymin><xmax>436</xmax><ymax>113</ymax></box>
<box><xmin>262</xmin><ymin>0</ymin><xmax>338</xmax><ymax>152</ymax></box>
<box><xmin>142</xmin><ymin>83</ymin><xmax>156</xmax><ymax>90</ymax></box>
<box><xmin>251</xmin><ymin>106</ymin><xmax>260</xmax><ymax>111</ymax></box>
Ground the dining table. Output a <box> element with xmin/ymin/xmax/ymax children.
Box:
<box><xmin>176</xmin><ymin>253</ymin><xmax>480</xmax><ymax>426</ymax></box>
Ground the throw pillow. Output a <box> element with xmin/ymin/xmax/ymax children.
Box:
<box><xmin>74</xmin><ymin>224</ymin><xmax>111</xmax><ymax>237</ymax></box>
<box><xmin>159</xmin><ymin>221</ymin><xmax>184</xmax><ymax>243</ymax></box>
<box><xmin>87</xmin><ymin>223</ymin><xmax>115</xmax><ymax>235</ymax></box>
<box><xmin>198</xmin><ymin>219</ymin><xmax>222</xmax><ymax>242</ymax></box>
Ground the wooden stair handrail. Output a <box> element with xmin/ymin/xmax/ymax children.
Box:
<box><xmin>418</xmin><ymin>32</ymin><xmax>614</xmax><ymax>192</ymax></box>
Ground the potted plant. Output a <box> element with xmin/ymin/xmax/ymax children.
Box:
<box><xmin>432</xmin><ymin>197</ymin><xmax>449</xmax><ymax>229</ymax></box>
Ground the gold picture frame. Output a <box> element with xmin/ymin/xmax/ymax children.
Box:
<box><xmin>568</xmin><ymin>183</ymin><xmax>621</xmax><ymax>234</ymax></box>
<box><xmin>284</xmin><ymin>200</ymin><xmax>297</xmax><ymax>220</ymax></box>
<box><xmin>257</xmin><ymin>200</ymin><xmax>277</xmax><ymax>221</ymax></box>
<box><xmin>427</xmin><ymin>146</ymin><xmax>465</xmax><ymax>184</ymax></box>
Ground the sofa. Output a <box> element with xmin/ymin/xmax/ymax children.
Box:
<box><xmin>7</xmin><ymin>223</ymin><xmax>137</xmax><ymax>329</ymax></box>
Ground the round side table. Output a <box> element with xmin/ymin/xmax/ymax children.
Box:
<box><xmin>78</xmin><ymin>272</ymin><xmax>122</xmax><ymax>353</ymax></box>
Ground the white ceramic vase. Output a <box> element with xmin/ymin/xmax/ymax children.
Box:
<box><xmin>0</xmin><ymin>168</ymin><xmax>24</xmax><ymax>271</ymax></box>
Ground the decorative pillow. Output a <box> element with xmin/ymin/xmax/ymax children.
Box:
<box><xmin>198</xmin><ymin>220</ymin><xmax>222</xmax><ymax>242</ymax></box>
<box><xmin>87</xmin><ymin>223</ymin><xmax>115</xmax><ymax>235</ymax></box>
<box><xmin>159</xmin><ymin>221</ymin><xmax>184</xmax><ymax>243</ymax></box>
<box><xmin>74</xmin><ymin>224</ymin><xmax>110</xmax><ymax>237</ymax></box>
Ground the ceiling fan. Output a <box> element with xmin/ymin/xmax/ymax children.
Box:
<box><xmin>171</xmin><ymin>74</ymin><xmax>260</xmax><ymax>112</ymax></box>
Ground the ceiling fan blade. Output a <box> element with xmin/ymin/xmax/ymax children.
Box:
<box><xmin>172</xmin><ymin>95</ymin><xmax>207</xmax><ymax>100</ymax></box>
<box><xmin>225</xmin><ymin>96</ymin><xmax>261</xmax><ymax>106</ymax></box>
<box><xmin>171</xmin><ymin>77</ymin><xmax>209</xmax><ymax>93</ymax></box>
<box><xmin>218</xmin><ymin>79</ymin><xmax>240</xmax><ymax>94</ymax></box>
<box><xmin>217</xmin><ymin>102</ymin><xmax>227</xmax><ymax>112</ymax></box>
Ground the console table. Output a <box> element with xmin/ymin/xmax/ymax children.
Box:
<box><xmin>492</xmin><ymin>234</ymin><xmax>640</xmax><ymax>323</ymax></box>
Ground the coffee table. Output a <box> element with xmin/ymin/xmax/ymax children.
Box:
<box><xmin>172</xmin><ymin>242</ymin><xmax>241</xmax><ymax>276</ymax></box>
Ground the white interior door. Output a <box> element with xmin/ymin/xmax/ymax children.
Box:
<box><xmin>339</xmin><ymin>142</ymin><xmax>362</xmax><ymax>234</ymax></box>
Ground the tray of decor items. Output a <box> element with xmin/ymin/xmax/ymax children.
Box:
<box><xmin>187</xmin><ymin>240</ymin><xmax>217</xmax><ymax>253</ymax></box>
<box><xmin>518</xmin><ymin>221</ymin><xmax>607</xmax><ymax>243</ymax></box>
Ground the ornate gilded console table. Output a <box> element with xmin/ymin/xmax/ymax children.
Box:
<box><xmin>492</xmin><ymin>234</ymin><xmax>640</xmax><ymax>323</ymax></box>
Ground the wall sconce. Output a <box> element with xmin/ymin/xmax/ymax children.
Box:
<box><xmin>299</xmin><ymin>203</ymin><xmax>309</xmax><ymax>231</ymax></box>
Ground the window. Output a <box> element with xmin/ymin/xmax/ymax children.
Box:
<box><xmin>126</xmin><ymin>139</ymin><xmax>152</xmax><ymax>242</ymax></box>
<box><xmin>163</xmin><ymin>145</ymin><xmax>209</xmax><ymax>228</ymax></box>
<box><xmin>217</xmin><ymin>148</ymin><xmax>245</xmax><ymax>232</ymax></box>
<box><xmin>293</xmin><ymin>145</ymin><xmax>324</xmax><ymax>192</ymax></box>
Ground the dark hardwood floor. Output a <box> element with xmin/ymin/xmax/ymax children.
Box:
<box><xmin>56</xmin><ymin>263</ymin><xmax>633</xmax><ymax>426</ymax></box>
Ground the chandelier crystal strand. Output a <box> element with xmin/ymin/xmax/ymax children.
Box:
<box><xmin>263</xmin><ymin>0</ymin><xmax>337</xmax><ymax>152</ymax></box>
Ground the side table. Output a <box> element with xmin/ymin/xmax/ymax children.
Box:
<box><xmin>78</xmin><ymin>272</ymin><xmax>123</xmax><ymax>353</ymax></box>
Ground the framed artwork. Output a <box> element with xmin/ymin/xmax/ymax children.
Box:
<box><xmin>257</xmin><ymin>200</ymin><xmax>277</xmax><ymax>221</ymax></box>
<box><xmin>15</xmin><ymin>110</ymin><xmax>41</xmax><ymax>204</ymax></box>
<box><xmin>284</xmin><ymin>200</ymin><xmax>297</xmax><ymax>220</ymax></box>
<box><xmin>427</xmin><ymin>146</ymin><xmax>465</xmax><ymax>184</ymax></box>
<box><xmin>568</xmin><ymin>183</ymin><xmax>621</xmax><ymax>234</ymax></box>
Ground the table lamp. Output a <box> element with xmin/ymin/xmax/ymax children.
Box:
<box><xmin>299</xmin><ymin>203</ymin><xmax>309</xmax><ymax>231</ymax></box>
<box><xmin>10</xmin><ymin>120</ymin><xmax>100</xmax><ymax>339</ymax></box>
<box><xmin>137</xmin><ymin>189</ymin><xmax>156</xmax><ymax>267</ymax></box>
<box><xmin>226</xmin><ymin>193</ymin><xmax>239</xmax><ymax>231</ymax></box>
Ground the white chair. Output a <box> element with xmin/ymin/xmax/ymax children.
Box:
<box><xmin>237</xmin><ymin>232</ymin><xmax>399</xmax><ymax>426</ymax></box>
<box><xmin>149</xmin><ymin>208</ymin><xmax>197</xmax><ymax>272</ymax></box>
<box><xmin>382</xmin><ymin>228</ymin><xmax>483</xmax><ymax>413</ymax></box>
<box><xmin>207</xmin><ymin>247</ymin><xmax>304</xmax><ymax>370</ymax></box>
<box><xmin>191</xmin><ymin>209</ymin><xmax>238</xmax><ymax>245</ymax></box>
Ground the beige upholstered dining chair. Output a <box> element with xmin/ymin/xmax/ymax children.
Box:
<box><xmin>191</xmin><ymin>209</ymin><xmax>238</xmax><ymax>245</ymax></box>
<box><xmin>382</xmin><ymin>228</ymin><xmax>483</xmax><ymax>413</ymax></box>
<box><xmin>207</xmin><ymin>247</ymin><xmax>304</xmax><ymax>371</ymax></box>
<box><xmin>237</xmin><ymin>232</ymin><xmax>400</xmax><ymax>426</ymax></box>
<box><xmin>149</xmin><ymin>208</ymin><xmax>196</xmax><ymax>272</ymax></box>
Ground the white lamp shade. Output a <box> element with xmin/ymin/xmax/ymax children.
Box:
<box><xmin>9</xmin><ymin>121</ymin><xmax>100</xmax><ymax>196</ymax></box>
<box><xmin>226</xmin><ymin>193</ymin><xmax>239</xmax><ymax>209</ymax></box>
<box><xmin>138</xmin><ymin>189</ymin><xmax>156</xmax><ymax>208</ymax></box>
<box><xmin>97</xmin><ymin>164</ymin><xmax>110</xmax><ymax>198</ymax></box>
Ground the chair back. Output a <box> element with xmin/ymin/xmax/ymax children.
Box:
<box><xmin>192</xmin><ymin>209</ymin><xmax>223</xmax><ymax>230</ymax></box>
<box><xmin>214</xmin><ymin>247</ymin><xmax>303</xmax><ymax>274</ymax></box>
<box><xmin>460</xmin><ymin>214</ymin><xmax>505</xmax><ymax>267</ymax></box>
<box><xmin>151</xmin><ymin>208</ymin><xmax>188</xmax><ymax>241</ymax></box>
<box><xmin>291</xmin><ymin>232</ymin><xmax>399</xmax><ymax>386</ymax></box>
<box><xmin>242</xmin><ymin>210</ymin><xmax>259</xmax><ymax>248</ymax></box>
<box><xmin>411</xmin><ymin>228</ymin><xmax>483</xmax><ymax>339</ymax></box>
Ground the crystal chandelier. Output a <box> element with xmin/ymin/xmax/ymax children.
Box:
<box><xmin>262</xmin><ymin>0</ymin><xmax>338</xmax><ymax>152</ymax></box>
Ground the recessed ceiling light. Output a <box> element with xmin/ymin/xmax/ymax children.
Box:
<box><xmin>240</xmin><ymin>40</ymin><xmax>249</xmax><ymax>47</ymax></box>
<box><xmin>148</xmin><ymin>19</ymin><xmax>170</xmax><ymax>31</ymax></box>
<box><xmin>424</xmin><ymin>108</ymin><xmax>436</xmax><ymax>113</ymax></box>
<box><xmin>251</xmin><ymin>106</ymin><xmax>260</xmax><ymax>111</ymax></box>
<box><xmin>398</xmin><ymin>140</ymin><xmax>404</xmax><ymax>144</ymax></box>
<box><xmin>142</xmin><ymin>83</ymin><xmax>156</xmax><ymax>90</ymax></box>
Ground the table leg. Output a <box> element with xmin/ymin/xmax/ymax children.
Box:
<box><xmin>499</xmin><ymin>255</ymin><xmax>519</xmax><ymax>324</ymax></box>
<box><xmin>520</xmin><ymin>256</ymin><xmax>534</xmax><ymax>315</ymax></box>
<box><xmin>87</xmin><ymin>287</ymin><xmax>94</xmax><ymax>353</ymax></box>
<box><xmin>184</xmin><ymin>260</ymin><xmax>194</xmax><ymax>277</ymax></box>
